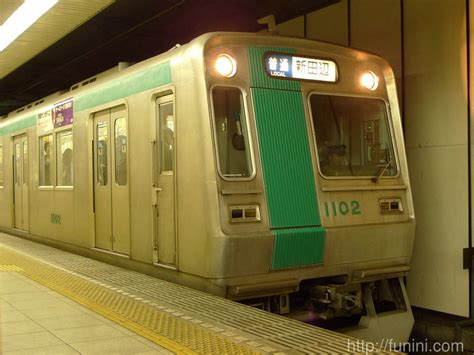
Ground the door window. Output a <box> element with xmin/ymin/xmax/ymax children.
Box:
<box><xmin>15</xmin><ymin>143</ymin><xmax>21</xmax><ymax>184</ymax></box>
<box><xmin>159</xmin><ymin>102</ymin><xmax>174</xmax><ymax>173</ymax></box>
<box><xmin>97</xmin><ymin>122</ymin><xmax>108</xmax><ymax>186</ymax></box>
<box><xmin>114</xmin><ymin>117</ymin><xmax>128</xmax><ymax>185</ymax></box>
<box><xmin>23</xmin><ymin>141</ymin><xmax>28</xmax><ymax>184</ymax></box>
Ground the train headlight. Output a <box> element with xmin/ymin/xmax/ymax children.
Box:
<box><xmin>360</xmin><ymin>70</ymin><xmax>379</xmax><ymax>91</ymax></box>
<box><xmin>215</xmin><ymin>54</ymin><xmax>237</xmax><ymax>78</ymax></box>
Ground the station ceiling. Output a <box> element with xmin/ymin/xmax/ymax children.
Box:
<box><xmin>0</xmin><ymin>0</ymin><xmax>339</xmax><ymax>116</ymax></box>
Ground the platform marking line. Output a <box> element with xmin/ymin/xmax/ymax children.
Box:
<box><xmin>0</xmin><ymin>246</ymin><xmax>261</xmax><ymax>355</ymax></box>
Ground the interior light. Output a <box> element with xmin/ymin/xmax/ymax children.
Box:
<box><xmin>215</xmin><ymin>54</ymin><xmax>237</xmax><ymax>78</ymax></box>
<box><xmin>0</xmin><ymin>0</ymin><xmax>59</xmax><ymax>52</ymax></box>
<box><xmin>360</xmin><ymin>70</ymin><xmax>379</xmax><ymax>91</ymax></box>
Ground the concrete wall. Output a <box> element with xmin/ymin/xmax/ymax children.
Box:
<box><xmin>403</xmin><ymin>0</ymin><xmax>469</xmax><ymax>317</ymax></box>
<box><xmin>277</xmin><ymin>0</ymin><xmax>470</xmax><ymax>317</ymax></box>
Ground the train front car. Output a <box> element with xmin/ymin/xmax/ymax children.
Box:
<box><xmin>200</xmin><ymin>33</ymin><xmax>415</xmax><ymax>343</ymax></box>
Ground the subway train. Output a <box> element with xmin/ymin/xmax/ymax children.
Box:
<box><xmin>0</xmin><ymin>32</ymin><xmax>415</xmax><ymax>342</ymax></box>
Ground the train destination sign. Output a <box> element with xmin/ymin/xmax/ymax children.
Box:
<box><xmin>265</xmin><ymin>53</ymin><xmax>337</xmax><ymax>82</ymax></box>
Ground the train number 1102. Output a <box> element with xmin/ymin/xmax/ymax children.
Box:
<box><xmin>323</xmin><ymin>200</ymin><xmax>361</xmax><ymax>217</ymax></box>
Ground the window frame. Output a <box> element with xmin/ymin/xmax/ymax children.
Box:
<box><xmin>307</xmin><ymin>91</ymin><xmax>400</xmax><ymax>181</ymax></box>
<box><xmin>209</xmin><ymin>84</ymin><xmax>256</xmax><ymax>182</ymax></box>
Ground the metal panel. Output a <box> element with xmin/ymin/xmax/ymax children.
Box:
<box><xmin>272</xmin><ymin>227</ymin><xmax>325</xmax><ymax>269</ymax></box>
<box><xmin>251</xmin><ymin>88</ymin><xmax>320</xmax><ymax>228</ymax></box>
<box><xmin>94</xmin><ymin>110</ymin><xmax>112</xmax><ymax>251</ymax></box>
<box><xmin>248</xmin><ymin>45</ymin><xmax>325</xmax><ymax>268</ymax></box>
<box><xmin>110</xmin><ymin>106</ymin><xmax>130</xmax><ymax>255</ymax></box>
<box><xmin>155</xmin><ymin>95</ymin><xmax>176</xmax><ymax>266</ymax></box>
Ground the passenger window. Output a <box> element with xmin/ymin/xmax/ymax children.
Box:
<box><xmin>115</xmin><ymin>117</ymin><xmax>127</xmax><ymax>185</ymax></box>
<box><xmin>211</xmin><ymin>87</ymin><xmax>253</xmax><ymax>179</ymax></box>
<box><xmin>0</xmin><ymin>146</ymin><xmax>3</xmax><ymax>187</ymax></box>
<box><xmin>97</xmin><ymin>123</ymin><xmax>108</xmax><ymax>185</ymax></box>
<box><xmin>56</xmin><ymin>130</ymin><xmax>73</xmax><ymax>186</ymax></box>
<box><xmin>159</xmin><ymin>102</ymin><xmax>174</xmax><ymax>173</ymax></box>
<box><xmin>310</xmin><ymin>94</ymin><xmax>397</xmax><ymax>178</ymax></box>
<box><xmin>39</xmin><ymin>135</ymin><xmax>53</xmax><ymax>186</ymax></box>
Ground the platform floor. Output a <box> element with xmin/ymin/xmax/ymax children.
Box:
<box><xmin>0</xmin><ymin>232</ymin><xmax>385</xmax><ymax>354</ymax></box>
<box><xmin>1</xmin><ymin>270</ymin><xmax>171</xmax><ymax>354</ymax></box>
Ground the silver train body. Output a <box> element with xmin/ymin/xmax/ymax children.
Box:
<box><xmin>0</xmin><ymin>32</ymin><xmax>415</xmax><ymax>342</ymax></box>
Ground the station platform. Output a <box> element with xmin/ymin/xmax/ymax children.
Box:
<box><xmin>0</xmin><ymin>232</ymin><xmax>387</xmax><ymax>354</ymax></box>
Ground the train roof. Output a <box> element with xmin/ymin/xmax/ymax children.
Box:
<box><xmin>0</xmin><ymin>31</ymin><xmax>388</xmax><ymax>129</ymax></box>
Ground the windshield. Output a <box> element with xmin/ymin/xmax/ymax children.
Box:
<box><xmin>310</xmin><ymin>94</ymin><xmax>397</xmax><ymax>178</ymax></box>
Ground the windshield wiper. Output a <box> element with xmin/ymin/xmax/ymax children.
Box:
<box><xmin>371</xmin><ymin>160</ymin><xmax>392</xmax><ymax>183</ymax></box>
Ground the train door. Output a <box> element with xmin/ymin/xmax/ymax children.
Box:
<box><xmin>153</xmin><ymin>95</ymin><xmax>176</xmax><ymax>266</ymax></box>
<box><xmin>93</xmin><ymin>105</ymin><xmax>130</xmax><ymax>255</ymax></box>
<box><xmin>13</xmin><ymin>135</ymin><xmax>29</xmax><ymax>231</ymax></box>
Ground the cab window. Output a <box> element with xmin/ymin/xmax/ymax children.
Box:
<box><xmin>211</xmin><ymin>87</ymin><xmax>253</xmax><ymax>179</ymax></box>
<box><xmin>310</xmin><ymin>94</ymin><xmax>397</xmax><ymax>178</ymax></box>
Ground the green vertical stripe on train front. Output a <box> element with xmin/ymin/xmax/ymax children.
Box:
<box><xmin>252</xmin><ymin>88</ymin><xmax>321</xmax><ymax>228</ymax></box>
<box><xmin>248</xmin><ymin>46</ymin><xmax>325</xmax><ymax>268</ymax></box>
<box><xmin>272</xmin><ymin>227</ymin><xmax>325</xmax><ymax>269</ymax></box>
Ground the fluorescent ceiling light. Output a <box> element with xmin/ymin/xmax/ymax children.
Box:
<box><xmin>0</xmin><ymin>0</ymin><xmax>59</xmax><ymax>52</ymax></box>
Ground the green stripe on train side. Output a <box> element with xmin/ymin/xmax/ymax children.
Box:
<box><xmin>0</xmin><ymin>61</ymin><xmax>172</xmax><ymax>136</ymax></box>
<box><xmin>248</xmin><ymin>46</ymin><xmax>325</xmax><ymax>268</ymax></box>
<box><xmin>75</xmin><ymin>61</ymin><xmax>171</xmax><ymax>112</ymax></box>
<box><xmin>0</xmin><ymin>115</ymin><xmax>36</xmax><ymax>136</ymax></box>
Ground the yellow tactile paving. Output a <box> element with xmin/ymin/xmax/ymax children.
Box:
<box><xmin>0</xmin><ymin>233</ymin><xmax>398</xmax><ymax>354</ymax></box>
<box><xmin>0</xmin><ymin>264</ymin><xmax>22</xmax><ymax>272</ymax></box>
<box><xmin>0</xmin><ymin>245</ymin><xmax>258</xmax><ymax>355</ymax></box>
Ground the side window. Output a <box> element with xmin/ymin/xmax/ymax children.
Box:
<box><xmin>56</xmin><ymin>130</ymin><xmax>73</xmax><ymax>186</ymax></box>
<box><xmin>159</xmin><ymin>102</ymin><xmax>174</xmax><ymax>173</ymax></box>
<box><xmin>115</xmin><ymin>117</ymin><xmax>128</xmax><ymax>185</ymax></box>
<box><xmin>211</xmin><ymin>87</ymin><xmax>253</xmax><ymax>179</ymax></box>
<box><xmin>39</xmin><ymin>135</ymin><xmax>53</xmax><ymax>186</ymax></box>
<box><xmin>0</xmin><ymin>146</ymin><xmax>3</xmax><ymax>187</ymax></box>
